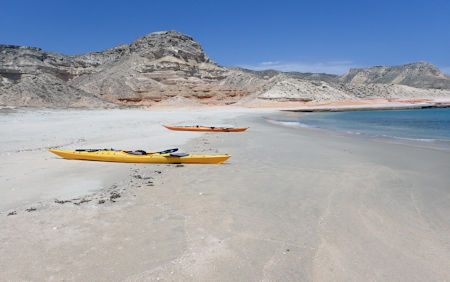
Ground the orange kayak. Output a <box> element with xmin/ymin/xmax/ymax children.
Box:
<box><xmin>163</xmin><ymin>125</ymin><xmax>248</xmax><ymax>132</ymax></box>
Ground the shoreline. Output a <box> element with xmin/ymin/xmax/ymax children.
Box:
<box><xmin>280</xmin><ymin>98</ymin><xmax>450</xmax><ymax>112</ymax></box>
<box><xmin>283</xmin><ymin>102</ymin><xmax>450</xmax><ymax>112</ymax></box>
<box><xmin>266</xmin><ymin>108</ymin><xmax>450</xmax><ymax>151</ymax></box>
<box><xmin>267</xmin><ymin>117</ymin><xmax>450</xmax><ymax>152</ymax></box>
<box><xmin>1</xmin><ymin>108</ymin><xmax>450</xmax><ymax>280</ymax></box>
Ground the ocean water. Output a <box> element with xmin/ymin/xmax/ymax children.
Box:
<box><xmin>277</xmin><ymin>108</ymin><xmax>450</xmax><ymax>148</ymax></box>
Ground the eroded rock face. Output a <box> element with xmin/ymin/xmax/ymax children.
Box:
<box><xmin>340</xmin><ymin>62</ymin><xmax>450</xmax><ymax>89</ymax></box>
<box><xmin>129</xmin><ymin>31</ymin><xmax>211</xmax><ymax>63</ymax></box>
<box><xmin>0</xmin><ymin>31</ymin><xmax>252</xmax><ymax>106</ymax></box>
<box><xmin>1</xmin><ymin>31</ymin><xmax>449</xmax><ymax>107</ymax></box>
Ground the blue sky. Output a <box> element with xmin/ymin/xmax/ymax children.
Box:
<box><xmin>1</xmin><ymin>0</ymin><xmax>449</xmax><ymax>74</ymax></box>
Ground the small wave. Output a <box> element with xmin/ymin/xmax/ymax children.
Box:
<box><xmin>387</xmin><ymin>135</ymin><xmax>437</xmax><ymax>142</ymax></box>
<box><xmin>0</xmin><ymin>106</ymin><xmax>17</xmax><ymax>114</ymax></box>
<box><xmin>386</xmin><ymin>136</ymin><xmax>450</xmax><ymax>145</ymax></box>
<box><xmin>347</xmin><ymin>132</ymin><xmax>443</xmax><ymax>143</ymax></box>
<box><xmin>269</xmin><ymin>120</ymin><xmax>315</xmax><ymax>128</ymax></box>
<box><xmin>345</xmin><ymin>130</ymin><xmax>362</xmax><ymax>135</ymax></box>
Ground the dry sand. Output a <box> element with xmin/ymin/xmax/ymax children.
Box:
<box><xmin>1</xmin><ymin>107</ymin><xmax>449</xmax><ymax>281</ymax></box>
<box><xmin>0</xmin><ymin>107</ymin><xmax>258</xmax><ymax>210</ymax></box>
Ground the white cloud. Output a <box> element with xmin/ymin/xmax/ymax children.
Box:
<box><xmin>239</xmin><ymin>60</ymin><xmax>358</xmax><ymax>75</ymax></box>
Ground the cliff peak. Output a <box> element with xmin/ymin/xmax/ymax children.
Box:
<box><xmin>129</xmin><ymin>30</ymin><xmax>210</xmax><ymax>63</ymax></box>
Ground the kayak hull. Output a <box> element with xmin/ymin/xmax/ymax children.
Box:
<box><xmin>163</xmin><ymin>125</ymin><xmax>248</xmax><ymax>132</ymax></box>
<box><xmin>49</xmin><ymin>149</ymin><xmax>230</xmax><ymax>164</ymax></box>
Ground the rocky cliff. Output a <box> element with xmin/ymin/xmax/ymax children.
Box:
<box><xmin>1</xmin><ymin>30</ymin><xmax>449</xmax><ymax>107</ymax></box>
<box><xmin>340</xmin><ymin>62</ymin><xmax>450</xmax><ymax>89</ymax></box>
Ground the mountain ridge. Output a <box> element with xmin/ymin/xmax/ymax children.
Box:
<box><xmin>1</xmin><ymin>30</ymin><xmax>449</xmax><ymax>107</ymax></box>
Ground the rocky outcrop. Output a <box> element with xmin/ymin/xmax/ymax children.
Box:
<box><xmin>0</xmin><ymin>44</ymin><xmax>125</xmax><ymax>107</ymax></box>
<box><xmin>0</xmin><ymin>31</ymin><xmax>248</xmax><ymax>107</ymax></box>
<box><xmin>247</xmin><ymin>74</ymin><xmax>351</xmax><ymax>102</ymax></box>
<box><xmin>1</xmin><ymin>30</ymin><xmax>449</xmax><ymax>107</ymax></box>
<box><xmin>340</xmin><ymin>62</ymin><xmax>450</xmax><ymax>89</ymax></box>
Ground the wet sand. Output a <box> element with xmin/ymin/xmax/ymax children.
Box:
<box><xmin>1</xmin><ymin>109</ymin><xmax>449</xmax><ymax>281</ymax></box>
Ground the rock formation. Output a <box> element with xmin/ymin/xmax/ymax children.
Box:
<box><xmin>341</xmin><ymin>62</ymin><xmax>450</xmax><ymax>89</ymax></box>
<box><xmin>1</xmin><ymin>30</ymin><xmax>449</xmax><ymax>107</ymax></box>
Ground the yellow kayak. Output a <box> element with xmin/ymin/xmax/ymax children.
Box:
<box><xmin>48</xmin><ymin>148</ymin><xmax>230</xmax><ymax>164</ymax></box>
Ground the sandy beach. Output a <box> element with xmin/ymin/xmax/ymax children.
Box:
<box><xmin>0</xmin><ymin>107</ymin><xmax>259</xmax><ymax>210</ymax></box>
<box><xmin>1</xmin><ymin>107</ymin><xmax>449</xmax><ymax>281</ymax></box>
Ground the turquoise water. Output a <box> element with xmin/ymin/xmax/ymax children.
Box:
<box><xmin>279</xmin><ymin>108</ymin><xmax>450</xmax><ymax>148</ymax></box>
